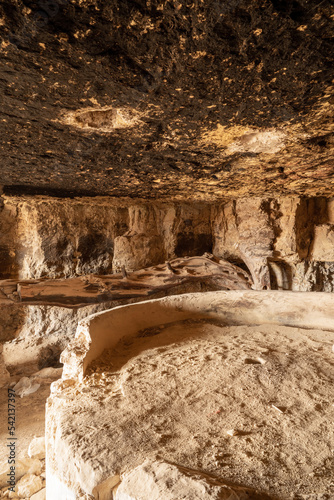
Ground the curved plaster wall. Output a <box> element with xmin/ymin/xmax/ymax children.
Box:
<box><xmin>60</xmin><ymin>290</ymin><xmax>334</xmax><ymax>384</ymax></box>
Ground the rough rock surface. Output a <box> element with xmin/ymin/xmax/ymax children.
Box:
<box><xmin>0</xmin><ymin>304</ymin><xmax>25</xmax><ymax>343</ymax></box>
<box><xmin>30</xmin><ymin>488</ymin><xmax>46</xmax><ymax>500</ymax></box>
<box><xmin>0</xmin><ymin>459</ymin><xmax>42</xmax><ymax>489</ymax></box>
<box><xmin>16</xmin><ymin>474</ymin><xmax>43</xmax><ymax>498</ymax></box>
<box><xmin>0</xmin><ymin>256</ymin><xmax>251</xmax><ymax>372</ymax></box>
<box><xmin>1</xmin><ymin>302</ymin><xmax>110</xmax><ymax>370</ymax></box>
<box><xmin>114</xmin><ymin>460</ymin><xmax>265</xmax><ymax>500</ymax></box>
<box><xmin>47</xmin><ymin>314</ymin><xmax>334</xmax><ymax>499</ymax></box>
<box><xmin>0</xmin><ymin>302</ymin><xmax>120</xmax><ymax>370</ymax></box>
<box><xmin>0</xmin><ymin>345</ymin><xmax>10</xmax><ymax>388</ymax></box>
<box><xmin>3</xmin><ymin>194</ymin><xmax>334</xmax><ymax>291</ymax></box>
<box><xmin>0</xmin><ymin>195</ymin><xmax>129</xmax><ymax>279</ymax></box>
<box><xmin>0</xmin><ymin>0</ymin><xmax>333</xmax><ymax>200</ymax></box>
<box><xmin>0</xmin><ymin>365</ymin><xmax>58</xmax><ymax>499</ymax></box>
<box><xmin>212</xmin><ymin>196</ymin><xmax>332</xmax><ymax>290</ymax></box>
<box><xmin>7</xmin><ymin>256</ymin><xmax>252</xmax><ymax>306</ymax></box>
<box><xmin>310</xmin><ymin>224</ymin><xmax>334</xmax><ymax>262</ymax></box>
<box><xmin>113</xmin><ymin>203</ymin><xmax>213</xmax><ymax>272</ymax></box>
<box><xmin>0</xmin><ymin>5</ymin><xmax>333</xmax><ymax>498</ymax></box>
<box><xmin>0</xmin><ymin>196</ymin><xmax>213</xmax><ymax>279</ymax></box>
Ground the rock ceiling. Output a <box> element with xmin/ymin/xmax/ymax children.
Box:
<box><xmin>0</xmin><ymin>0</ymin><xmax>333</xmax><ymax>201</ymax></box>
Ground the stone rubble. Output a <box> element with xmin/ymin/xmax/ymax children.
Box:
<box><xmin>28</xmin><ymin>438</ymin><xmax>45</xmax><ymax>461</ymax></box>
<box><xmin>12</xmin><ymin>378</ymin><xmax>40</xmax><ymax>398</ymax></box>
<box><xmin>16</xmin><ymin>474</ymin><xmax>43</xmax><ymax>498</ymax></box>
<box><xmin>0</xmin><ymin>460</ymin><xmax>45</xmax><ymax>500</ymax></box>
<box><xmin>30</xmin><ymin>489</ymin><xmax>46</xmax><ymax>500</ymax></box>
<box><xmin>0</xmin><ymin>371</ymin><xmax>58</xmax><ymax>500</ymax></box>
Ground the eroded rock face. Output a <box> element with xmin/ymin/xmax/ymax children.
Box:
<box><xmin>0</xmin><ymin>198</ymin><xmax>19</xmax><ymax>279</ymax></box>
<box><xmin>2</xmin><ymin>194</ymin><xmax>334</xmax><ymax>290</ymax></box>
<box><xmin>0</xmin><ymin>196</ymin><xmax>129</xmax><ymax>279</ymax></box>
<box><xmin>0</xmin><ymin>302</ymin><xmax>121</xmax><ymax>371</ymax></box>
<box><xmin>0</xmin><ymin>303</ymin><xmax>25</xmax><ymax>342</ymax></box>
<box><xmin>0</xmin><ymin>196</ymin><xmax>214</xmax><ymax>278</ymax></box>
<box><xmin>113</xmin><ymin>205</ymin><xmax>167</xmax><ymax>272</ymax></box>
<box><xmin>212</xmin><ymin>196</ymin><xmax>332</xmax><ymax>290</ymax></box>
<box><xmin>309</xmin><ymin>224</ymin><xmax>334</xmax><ymax>261</ymax></box>
<box><xmin>212</xmin><ymin>198</ymin><xmax>275</xmax><ymax>289</ymax></box>
<box><xmin>1</xmin><ymin>256</ymin><xmax>251</xmax><ymax>372</ymax></box>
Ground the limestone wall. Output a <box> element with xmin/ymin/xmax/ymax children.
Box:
<box><xmin>2</xmin><ymin>194</ymin><xmax>334</xmax><ymax>291</ymax></box>
<box><xmin>0</xmin><ymin>196</ymin><xmax>213</xmax><ymax>279</ymax></box>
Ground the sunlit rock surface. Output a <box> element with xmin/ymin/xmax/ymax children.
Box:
<box><xmin>0</xmin><ymin>256</ymin><xmax>251</xmax><ymax>370</ymax></box>
<box><xmin>46</xmin><ymin>291</ymin><xmax>334</xmax><ymax>500</ymax></box>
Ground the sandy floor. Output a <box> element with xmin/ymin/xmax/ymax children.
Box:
<box><xmin>51</xmin><ymin>319</ymin><xmax>334</xmax><ymax>499</ymax></box>
<box><xmin>0</xmin><ymin>364</ymin><xmax>64</xmax><ymax>500</ymax></box>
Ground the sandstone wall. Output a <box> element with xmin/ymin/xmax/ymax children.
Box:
<box><xmin>0</xmin><ymin>198</ymin><xmax>19</xmax><ymax>278</ymax></box>
<box><xmin>2</xmin><ymin>195</ymin><xmax>334</xmax><ymax>291</ymax></box>
<box><xmin>211</xmin><ymin>196</ymin><xmax>333</xmax><ymax>291</ymax></box>
<box><xmin>13</xmin><ymin>197</ymin><xmax>129</xmax><ymax>279</ymax></box>
<box><xmin>0</xmin><ymin>196</ymin><xmax>213</xmax><ymax>279</ymax></box>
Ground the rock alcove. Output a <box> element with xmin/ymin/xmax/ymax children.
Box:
<box><xmin>0</xmin><ymin>0</ymin><xmax>333</xmax><ymax>499</ymax></box>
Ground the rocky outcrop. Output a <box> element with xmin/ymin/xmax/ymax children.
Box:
<box><xmin>0</xmin><ymin>256</ymin><xmax>251</xmax><ymax>373</ymax></box>
<box><xmin>3</xmin><ymin>256</ymin><xmax>252</xmax><ymax>307</ymax></box>
<box><xmin>0</xmin><ymin>3</ymin><xmax>333</xmax><ymax>497</ymax></box>
<box><xmin>113</xmin><ymin>203</ymin><xmax>213</xmax><ymax>272</ymax></box>
<box><xmin>59</xmin><ymin>290</ymin><xmax>334</xmax><ymax>382</ymax></box>
<box><xmin>0</xmin><ymin>197</ymin><xmax>19</xmax><ymax>279</ymax></box>
<box><xmin>2</xmin><ymin>196</ymin><xmax>129</xmax><ymax>279</ymax></box>
<box><xmin>46</xmin><ymin>291</ymin><xmax>334</xmax><ymax>500</ymax></box>
<box><xmin>0</xmin><ymin>303</ymin><xmax>25</xmax><ymax>342</ymax></box>
<box><xmin>212</xmin><ymin>198</ymin><xmax>274</xmax><ymax>289</ymax></box>
<box><xmin>309</xmin><ymin>224</ymin><xmax>334</xmax><ymax>261</ymax></box>
<box><xmin>212</xmin><ymin>197</ymin><xmax>334</xmax><ymax>291</ymax></box>
<box><xmin>112</xmin><ymin>204</ymin><xmax>168</xmax><ymax>272</ymax></box>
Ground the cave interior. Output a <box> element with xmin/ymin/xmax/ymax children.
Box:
<box><xmin>0</xmin><ymin>0</ymin><xmax>334</xmax><ymax>499</ymax></box>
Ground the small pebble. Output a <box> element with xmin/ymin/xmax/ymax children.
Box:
<box><xmin>226</xmin><ymin>429</ymin><xmax>239</xmax><ymax>436</ymax></box>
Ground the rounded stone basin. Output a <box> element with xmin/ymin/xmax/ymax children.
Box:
<box><xmin>46</xmin><ymin>291</ymin><xmax>334</xmax><ymax>499</ymax></box>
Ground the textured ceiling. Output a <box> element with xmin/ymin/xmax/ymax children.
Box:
<box><xmin>0</xmin><ymin>0</ymin><xmax>333</xmax><ymax>200</ymax></box>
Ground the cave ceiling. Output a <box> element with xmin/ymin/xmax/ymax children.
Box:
<box><xmin>0</xmin><ymin>0</ymin><xmax>333</xmax><ymax>201</ymax></box>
